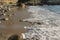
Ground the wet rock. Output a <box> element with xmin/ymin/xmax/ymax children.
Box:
<box><xmin>8</xmin><ymin>35</ymin><xmax>19</xmax><ymax>40</ymax></box>
<box><xmin>0</xmin><ymin>18</ymin><xmax>5</xmax><ymax>21</ymax></box>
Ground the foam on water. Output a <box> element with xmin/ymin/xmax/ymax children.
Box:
<box><xmin>25</xmin><ymin>6</ymin><xmax>60</xmax><ymax>27</ymax></box>
<box><xmin>22</xmin><ymin>6</ymin><xmax>60</xmax><ymax>40</ymax></box>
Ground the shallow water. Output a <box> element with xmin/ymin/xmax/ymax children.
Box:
<box><xmin>42</xmin><ymin>5</ymin><xmax>60</xmax><ymax>14</ymax></box>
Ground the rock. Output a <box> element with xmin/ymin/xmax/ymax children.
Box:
<box><xmin>3</xmin><ymin>13</ymin><xmax>6</xmax><ymax>16</ymax></box>
<box><xmin>5</xmin><ymin>18</ymin><xmax>9</xmax><ymax>21</ymax></box>
<box><xmin>0</xmin><ymin>21</ymin><xmax>1</xmax><ymax>23</ymax></box>
<box><xmin>8</xmin><ymin>35</ymin><xmax>19</xmax><ymax>40</ymax></box>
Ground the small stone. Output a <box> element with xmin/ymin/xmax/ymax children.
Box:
<box><xmin>3</xmin><ymin>14</ymin><xmax>6</xmax><ymax>16</ymax></box>
<box><xmin>5</xmin><ymin>18</ymin><xmax>9</xmax><ymax>21</ymax></box>
<box><xmin>0</xmin><ymin>21</ymin><xmax>1</xmax><ymax>23</ymax></box>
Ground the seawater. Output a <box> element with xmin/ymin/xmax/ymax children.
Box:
<box><xmin>42</xmin><ymin>5</ymin><xmax>60</xmax><ymax>14</ymax></box>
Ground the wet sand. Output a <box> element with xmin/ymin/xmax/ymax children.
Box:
<box><xmin>0</xmin><ymin>7</ymin><xmax>32</xmax><ymax>40</ymax></box>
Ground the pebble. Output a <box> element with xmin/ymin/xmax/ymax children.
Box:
<box><xmin>5</xmin><ymin>18</ymin><xmax>9</xmax><ymax>21</ymax></box>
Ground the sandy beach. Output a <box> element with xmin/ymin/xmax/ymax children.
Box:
<box><xmin>0</xmin><ymin>7</ymin><xmax>32</xmax><ymax>40</ymax></box>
